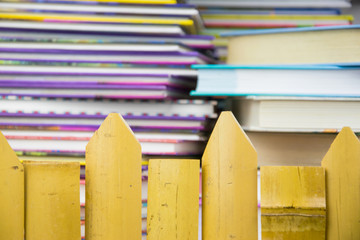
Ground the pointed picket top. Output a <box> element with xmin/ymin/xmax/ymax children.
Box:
<box><xmin>202</xmin><ymin>111</ymin><xmax>258</xmax><ymax>240</ymax></box>
<box><xmin>0</xmin><ymin>131</ymin><xmax>24</xmax><ymax>240</ymax></box>
<box><xmin>86</xmin><ymin>112</ymin><xmax>139</xmax><ymax>151</ymax></box>
<box><xmin>321</xmin><ymin>127</ymin><xmax>360</xmax><ymax>240</ymax></box>
<box><xmin>86</xmin><ymin>113</ymin><xmax>142</xmax><ymax>240</ymax></box>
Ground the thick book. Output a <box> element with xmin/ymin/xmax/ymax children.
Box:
<box><xmin>232</xmin><ymin>96</ymin><xmax>360</xmax><ymax>133</ymax></box>
<box><xmin>221</xmin><ymin>25</ymin><xmax>360</xmax><ymax>65</ymax></box>
<box><xmin>191</xmin><ymin>64</ymin><xmax>360</xmax><ymax>97</ymax></box>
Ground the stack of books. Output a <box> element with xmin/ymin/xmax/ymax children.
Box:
<box><xmin>191</xmin><ymin>25</ymin><xmax>360</xmax><ymax>166</ymax></box>
<box><xmin>0</xmin><ymin>0</ymin><xmax>218</xmax><ymax>239</ymax></box>
<box><xmin>0</xmin><ymin>0</ymin><xmax>219</xmax><ymax>160</ymax></box>
<box><xmin>185</xmin><ymin>0</ymin><xmax>353</xmax><ymax>61</ymax></box>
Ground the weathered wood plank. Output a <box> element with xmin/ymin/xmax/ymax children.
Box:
<box><xmin>86</xmin><ymin>113</ymin><xmax>142</xmax><ymax>240</ymax></box>
<box><xmin>202</xmin><ymin>111</ymin><xmax>258</xmax><ymax>240</ymax></box>
<box><xmin>24</xmin><ymin>161</ymin><xmax>80</xmax><ymax>240</ymax></box>
<box><xmin>147</xmin><ymin>159</ymin><xmax>199</xmax><ymax>240</ymax></box>
<box><xmin>261</xmin><ymin>166</ymin><xmax>326</xmax><ymax>240</ymax></box>
<box><xmin>321</xmin><ymin>127</ymin><xmax>360</xmax><ymax>240</ymax></box>
<box><xmin>0</xmin><ymin>131</ymin><xmax>24</xmax><ymax>240</ymax></box>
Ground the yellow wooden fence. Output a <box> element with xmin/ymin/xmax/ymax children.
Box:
<box><xmin>0</xmin><ymin>111</ymin><xmax>359</xmax><ymax>240</ymax></box>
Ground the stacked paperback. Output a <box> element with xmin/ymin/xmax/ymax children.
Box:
<box><xmin>191</xmin><ymin>24</ymin><xmax>360</xmax><ymax>166</ymax></box>
<box><xmin>0</xmin><ymin>0</ymin><xmax>219</xmax><ymax>160</ymax></box>
<box><xmin>185</xmin><ymin>0</ymin><xmax>353</xmax><ymax>61</ymax></box>
<box><xmin>0</xmin><ymin>0</ymin><xmax>217</xmax><ymax>239</ymax></box>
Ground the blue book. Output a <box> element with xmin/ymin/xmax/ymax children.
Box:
<box><xmin>221</xmin><ymin>24</ymin><xmax>360</xmax><ymax>37</ymax></box>
<box><xmin>191</xmin><ymin>64</ymin><xmax>360</xmax><ymax>98</ymax></box>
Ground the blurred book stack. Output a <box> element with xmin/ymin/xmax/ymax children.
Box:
<box><xmin>0</xmin><ymin>0</ymin><xmax>219</xmax><ymax>160</ymax></box>
<box><xmin>186</xmin><ymin>0</ymin><xmax>353</xmax><ymax>61</ymax></box>
<box><xmin>0</xmin><ymin>0</ymin><xmax>218</xmax><ymax>239</ymax></box>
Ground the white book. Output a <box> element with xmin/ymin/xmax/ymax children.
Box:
<box><xmin>233</xmin><ymin>96</ymin><xmax>360</xmax><ymax>133</ymax></box>
<box><xmin>0</xmin><ymin>86</ymin><xmax>188</xmax><ymax>99</ymax></box>
<box><xmin>0</xmin><ymin>2</ymin><xmax>199</xmax><ymax>17</ymax></box>
<box><xmin>0</xmin><ymin>31</ymin><xmax>213</xmax><ymax>49</ymax></box>
<box><xmin>4</xmin><ymin>129</ymin><xmax>206</xmax><ymax>155</ymax></box>
<box><xmin>0</xmin><ymin>64</ymin><xmax>198</xmax><ymax>77</ymax></box>
<box><xmin>1</xmin><ymin>129</ymin><xmax>206</xmax><ymax>141</ymax></box>
<box><xmin>0</xmin><ymin>97</ymin><xmax>217</xmax><ymax>117</ymax></box>
<box><xmin>0</xmin><ymin>42</ymin><xmax>192</xmax><ymax>53</ymax></box>
<box><xmin>0</xmin><ymin>116</ymin><xmax>208</xmax><ymax>129</ymax></box>
<box><xmin>0</xmin><ymin>75</ymin><xmax>196</xmax><ymax>88</ymax></box>
<box><xmin>0</xmin><ymin>52</ymin><xmax>209</xmax><ymax>65</ymax></box>
<box><xmin>0</xmin><ymin>20</ymin><xmax>186</xmax><ymax>35</ymax></box>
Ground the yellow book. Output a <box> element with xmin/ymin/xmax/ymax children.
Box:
<box><xmin>224</xmin><ymin>25</ymin><xmax>360</xmax><ymax>65</ymax></box>
<box><xmin>0</xmin><ymin>12</ymin><xmax>196</xmax><ymax>34</ymax></box>
<box><xmin>10</xmin><ymin>0</ymin><xmax>178</xmax><ymax>4</ymax></box>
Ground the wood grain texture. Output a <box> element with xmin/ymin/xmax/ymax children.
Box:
<box><xmin>24</xmin><ymin>161</ymin><xmax>80</xmax><ymax>240</ymax></box>
<box><xmin>0</xmin><ymin>131</ymin><xmax>24</xmax><ymax>240</ymax></box>
<box><xmin>86</xmin><ymin>113</ymin><xmax>142</xmax><ymax>240</ymax></box>
<box><xmin>147</xmin><ymin>159</ymin><xmax>199</xmax><ymax>240</ymax></box>
<box><xmin>202</xmin><ymin>111</ymin><xmax>258</xmax><ymax>240</ymax></box>
<box><xmin>321</xmin><ymin>127</ymin><xmax>360</xmax><ymax>240</ymax></box>
<box><xmin>261</xmin><ymin>166</ymin><xmax>326</xmax><ymax>240</ymax></box>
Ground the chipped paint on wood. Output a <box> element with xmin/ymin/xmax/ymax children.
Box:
<box><xmin>261</xmin><ymin>166</ymin><xmax>326</xmax><ymax>240</ymax></box>
<box><xmin>24</xmin><ymin>161</ymin><xmax>80</xmax><ymax>240</ymax></box>
<box><xmin>147</xmin><ymin>159</ymin><xmax>199</xmax><ymax>240</ymax></box>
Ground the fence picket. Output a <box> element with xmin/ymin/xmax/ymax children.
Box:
<box><xmin>261</xmin><ymin>166</ymin><xmax>326</xmax><ymax>240</ymax></box>
<box><xmin>202</xmin><ymin>111</ymin><xmax>258</xmax><ymax>240</ymax></box>
<box><xmin>0</xmin><ymin>132</ymin><xmax>24</xmax><ymax>240</ymax></box>
<box><xmin>321</xmin><ymin>127</ymin><xmax>360</xmax><ymax>240</ymax></box>
<box><xmin>86</xmin><ymin>113</ymin><xmax>142</xmax><ymax>240</ymax></box>
<box><xmin>147</xmin><ymin>159</ymin><xmax>199</xmax><ymax>240</ymax></box>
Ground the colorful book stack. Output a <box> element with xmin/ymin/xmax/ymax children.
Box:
<box><xmin>191</xmin><ymin>25</ymin><xmax>360</xmax><ymax>166</ymax></box>
<box><xmin>0</xmin><ymin>0</ymin><xmax>218</xmax><ymax>239</ymax></box>
<box><xmin>186</xmin><ymin>0</ymin><xmax>353</xmax><ymax>61</ymax></box>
